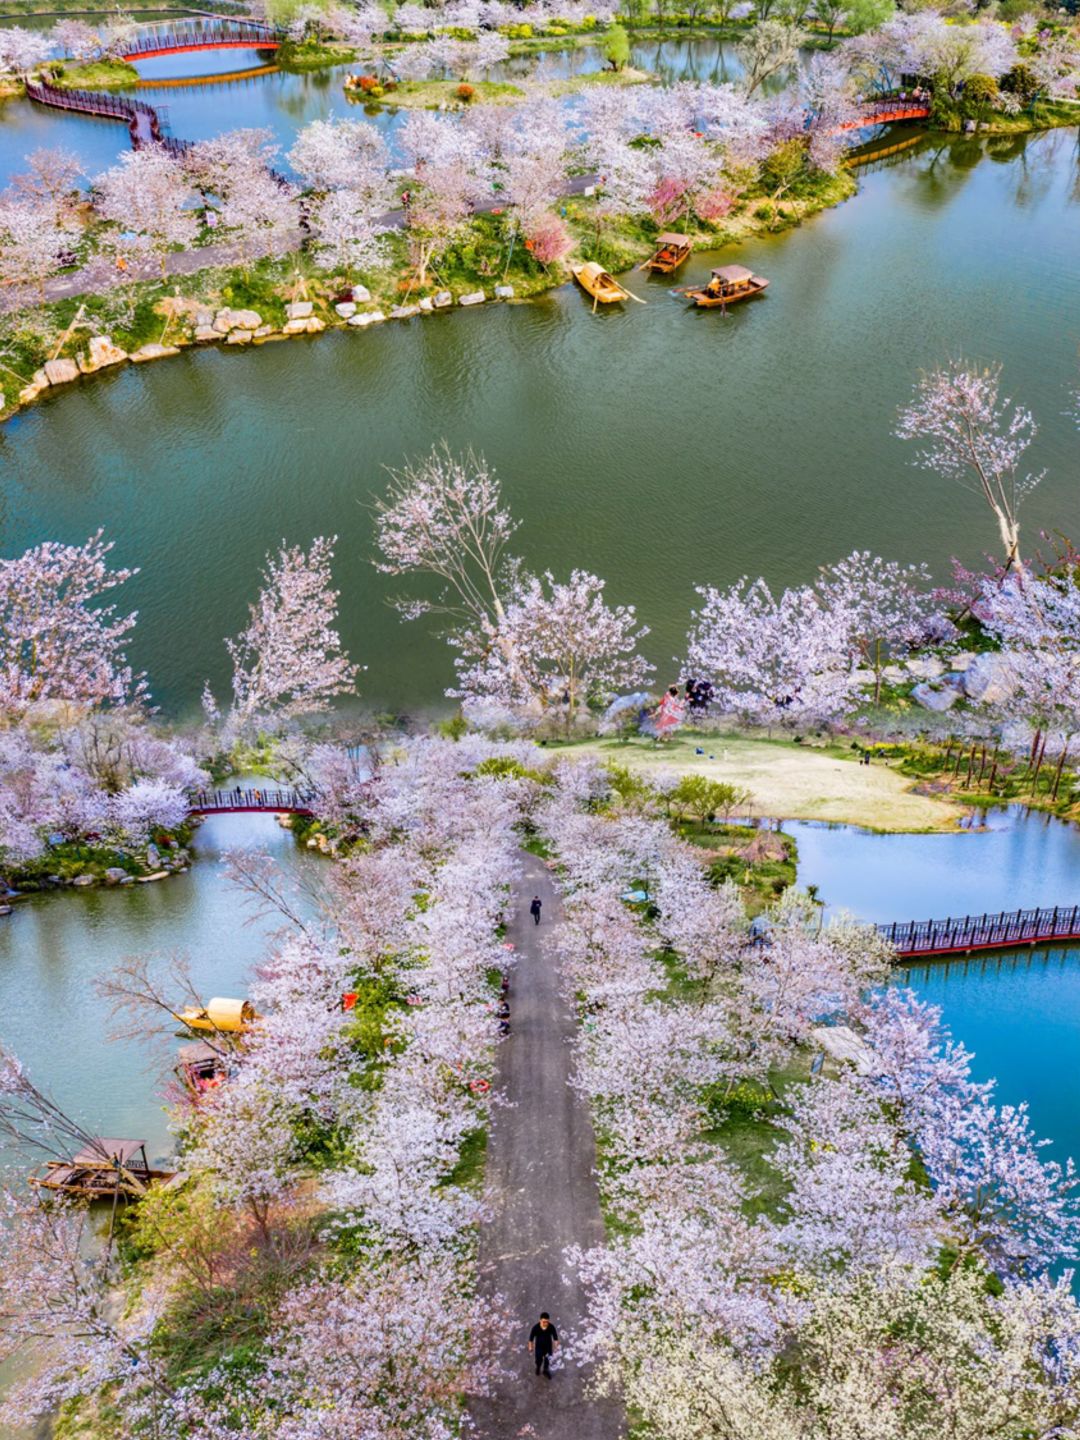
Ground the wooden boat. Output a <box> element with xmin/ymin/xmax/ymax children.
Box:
<box><xmin>571</xmin><ymin>262</ymin><xmax>646</xmax><ymax>312</ymax></box>
<box><xmin>175</xmin><ymin>1040</ymin><xmax>230</xmax><ymax>1098</ymax></box>
<box><xmin>30</xmin><ymin>1137</ymin><xmax>185</xmax><ymax>1200</ymax></box>
<box><xmin>685</xmin><ymin>263</ymin><xmax>769</xmax><ymax>308</ymax></box>
<box><xmin>173</xmin><ymin>996</ymin><xmax>258</xmax><ymax>1034</ymax></box>
<box><xmin>640</xmin><ymin>232</ymin><xmax>692</xmax><ymax>274</ymax></box>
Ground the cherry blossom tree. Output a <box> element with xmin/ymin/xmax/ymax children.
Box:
<box><xmin>309</xmin><ymin>189</ymin><xmax>390</xmax><ymax>276</ymax></box>
<box><xmin>287</xmin><ymin>116</ymin><xmax>390</xmax><ymax>197</ymax></box>
<box><xmin>685</xmin><ymin>575</ymin><xmax>860</xmax><ymax>728</ymax></box>
<box><xmin>184</xmin><ymin>130</ymin><xmax>299</xmax><ymax>265</ymax></box>
<box><xmin>0</xmin><ymin>26</ymin><xmax>52</xmax><ymax>77</ymax></box>
<box><xmin>817</xmin><ymin>550</ymin><xmax>938</xmax><ymax>702</ymax></box>
<box><xmin>94</xmin><ymin>148</ymin><xmax>198</xmax><ymax>278</ymax></box>
<box><xmin>217</xmin><ymin>536</ymin><xmax>360</xmax><ymax>731</ymax></box>
<box><xmin>0</xmin><ymin>530</ymin><xmax>144</xmax><ymax>713</ymax></box>
<box><xmin>452</xmin><ymin>568</ymin><xmax>653</xmax><ymax>732</ymax></box>
<box><xmin>373</xmin><ymin>443</ymin><xmax>520</xmax><ymax>632</ymax></box>
<box><xmin>11</xmin><ymin>147</ymin><xmax>82</xmax><ymax>212</ymax></box>
<box><xmin>736</xmin><ymin>19</ymin><xmax>803</xmax><ymax>95</ymax></box>
<box><xmin>0</xmin><ymin>192</ymin><xmax>75</xmax><ymax>300</ymax></box>
<box><xmin>50</xmin><ymin>18</ymin><xmax>103</xmax><ymax>60</ymax></box>
<box><xmin>897</xmin><ymin>360</ymin><xmax>1041</xmax><ymax>576</ymax></box>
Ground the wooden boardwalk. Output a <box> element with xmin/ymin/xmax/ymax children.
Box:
<box><xmin>881</xmin><ymin>905</ymin><xmax>1080</xmax><ymax>959</ymax></box>
<box><xmin>186</xmin><ymin>787</ymin><xmax>315</xmax><ymax>816</ymax></box>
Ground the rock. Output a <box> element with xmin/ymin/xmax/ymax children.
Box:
<box><xmin>130</xmin><ymin>343</ymin><xmax>180</xmax><ymax>363</ymax></box>
<box><xmin>349</xmin><ymin>310</ymin><xmax>386</xmax><ymax>327</ymax></box>
<box><xmin>459</xmin><ymin>290</ymin><xmax>485</xmax><ymax>306</ymax></box>
<box><xmin>433</xmin><ymin>291</ymin><xmax>452</xmax><ymax>309</ymax></box>
<box><xmin>137</xmin><ymin>870</ymin><xmax>170</xmax><ymax>883</ymax></box>
<box><xmin>72</xmin><ymin>874</ymin><xmax>96</xmax><ymax>887</ymax></box>
<box><xmin>193</xmin><ymin>326</ymin><xmax>220</xmax><ymax>343</ymax></box>
<box><xmin>599</xmin><ymin>691</ymin><xmax>653</xmax><ymax>733</ymax></box>
<box><xmin>0</xmin><ymin>904</ymin><xmax>11</xmax><ymax>916</ymax></box>
<box><xmin>963</xmin><ymin>651</ymin><xmax>1018</xmax><ymax>704</ymax></box>
<box><xmin>494</xmin><ymin>284</ymin><xmax>514</xmax><ymax>299</ymax></box>
<box><xmin>195</xmin><ymin>308</ymin><xmax>214</xmax><ymax>328</ymax></box>
<box><xmin>351</xmin><ymin>285</ymin><xmax>371</xmax><ymax>304</ymax></box>
<box><xmin>418</xmin><ymin>296</ymin><xmax>434</xmax><ymax>312</ymax></box>
<box><xmin>229</xmin><ymin>309</ymin><xmax>262</xmax><ymax>330</ymax></box>
<box><xmin>19</xmin><ymin>369</ymin><xmax>50</xmax><ymax>405</ymax></box>
<box><xmin>283</xmin><ymin>318</ymin><xmax>309</xmax><ymax>334</ymax></box>
<box><xmin>79</xmin><ymin>336</ymin><xmax>128</xmax><ymax>374</ymax></box>
<box><xmin>947</xmin><ymin>653</ymin><xmax>975</xmax><ymax>672</ymax></box>
<box><xmin>146</xmin><ymin>844</ymin><xmax>160</xmax><ymax>868</ymax></box>
<box><xmin>881</xmin><ymin>664</ymin><xmax>907</xmax><ymax>683</ymax></box>
<box><xmin>912</xmin><ymin>681</ymin><xmax>959</xmax><ymax>713</ymax></box>
<box><xmin>226</xmin><ymin>329</ymin><xmax>253</xmax><ymax>345</ymax></box>
<box><xmin>104</xmin><ymin>866</ymin><xmax>128</xmax><ymax>884</ymax></box>
<box><xmin>390</xmin><ymin>304</ymin><xmax>420</xmax><ymax>319</ymax></box>
<box><xmin>905</xmin><ymin>656</ymin><xmax>945</xmax><ymax>679</ymax></box>
<box><xmin>305</xmin><ymin>317</ymin><xmax>325</xmax><ymax>334</ymax></box>
<box><xmin>118</xmin><ymin>875</ymin><xmax>135</xmax><ymax>885</ymax></box>
<box><xmin>335</xmin><ymin>301</ymin><xmax>357</xmax><ymax>318</ymax></box>
<box><xmin>285</xmin><ymin>301</ymin><xmax>313</xmax><ymax>320</ymax></box>
<box><xmin>213</xmin><ymin>308</ymin><xmax>234</xmax><ymax>333</ymax></box>
<box><xmin>43</xmin><ymin>358</ymin><xmax>80</xmax><ymax>387</ymax></box>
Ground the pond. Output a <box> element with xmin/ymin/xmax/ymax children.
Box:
<box><xmin>0</xmin><ymin>809</ymin><xmax>321</xmax><ymax>1170</ymax></box>
<box><xmin>1</xmin><ymin>125</ymin><xmax>1078</xmax><ymax>717</ymax></box>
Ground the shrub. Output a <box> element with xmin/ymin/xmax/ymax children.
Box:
<box><xmin>357</xmin><ymin>72</ymin><xmax>380</xmax><ymax>91</ymax></box>
<box><xmin>962</xmin><ymin>72</ymin><xmax>999</xmax><ymax>114</ymax></box>
<box><xmin>456</xmin><ymin>82</ymin><xmax>476</xmax><ymax>101</ymax></box>
<box><xmin>1000</xmin><ymin>62</ymin><xmax>1039</xmax><ymax>104</ymax></box>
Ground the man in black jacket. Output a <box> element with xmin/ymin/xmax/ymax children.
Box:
<box><xmin>528</xmin><ymin>1312</ymin><xmax>559</xmax><ymax>1376</ymax></box>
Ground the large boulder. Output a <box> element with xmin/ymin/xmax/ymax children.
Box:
<box><xmin>79</xmin><ymin>336</ymin><xmax>128</xmax><ymax>374</ymax></box>
<box><xmin>18</xmin><ymin>370</ymin><xmax>50</xmax><ymax>405</ymax></box>
<box><xmin>459</xmin><ymin>290</ymin><xmax>485</xmax><ymax>306</ymax></box>
<box><xmin>905</xmin><ymin>656</ymin><xmax>945</xmax><ymax>680</ymax></box>
<box><xmin>351</xmin><ymin>285</ymin><xmax>372</xmax><ymax>304</ymax></box>
<box><xmin>963</xmin><ymin>651</ymin><xmax>1019</xmax><ymax>704</ymax></box>
<box><xmin>226</xmin><ymin>329</ymin><xmax>253</xmax><ymax>345</ymax></box>
<box><xmin>432</xmin><ymin>291</ymin><xmax>453</xmax><ymax>309</ymax></box>
<box><xmin>285</xmin><ymin>301</ymin><xmax>313</xmax><ymax>320</ymax></box>
<box><xmin>335</xmin><ymin>301</ymin><xmax>357</xmax><ymax>318</ymax></box>
<box><xmin>912</xmin><ymin>681</ymin><xmax>959</xmax><ymax>713</ymax></box>
<box><xmin>130</xmin><ymin>343</ymin><xmax>180</xmax><ymax>363</ymax></box>
<box><xmin>349</xmin><ymin>311</ymin><xmax>385</xmax><ymax>327</ymax></box>
<box><xmin>494</xmin><ymin>284</ymin><xmax>514</xmax><ymax>299</ymax></box>
<box><xmin>599</xmin><ymin>691</ymin><xmax>653</xmax><ymax>733</ymax></box>
<box><xmin>229</xmin><ymin>309</ymin><xmax>262</xmax><ymax>330</ymax></box>
<box><xmin>43</xmin><ymin>358</ymin><xmax>80</xmax><ymax>386</ymax></box>
<box><xmin>390</xmin><ymin>304</ymin><xmax>420</xmax><ymax>319</ymax></box>
<box><xmin>193</xmin><ymin>326</ymin><xmax>221</xmax><ymax>343</ymax></box>
<box><xmin>104</xmin><ymin>866</ymin><xmax>128</xmax><ymax>884</ymax></box>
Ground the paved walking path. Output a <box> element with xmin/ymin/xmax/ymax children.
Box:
<box><xmin>470</xmin><ymin>852</ymin><xmax>623</xmax><ymax>1440</ymax></box>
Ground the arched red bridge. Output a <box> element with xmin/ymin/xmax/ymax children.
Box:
<box><xmin>118</xmin><ymin>21</ymin><xmax>283</xmax><ymax>61</ymax></box>
<box><xmin>187</xmin><ymin>787</ymin><xmax>316</xmax><ymax>816</ymax></box>
<box><xmin>881</xmin><ymin>905</ymin><xmax>1080</xmax><ymax>959</ymax></box>
<box><xmin>832</xmin><ymin>98</ymin><xmax>930</xmax><ymax>132</ymax></box>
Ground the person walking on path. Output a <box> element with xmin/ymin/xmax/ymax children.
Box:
<box><xmin>529</xmin><ymin>895</ymin><xmax>542</xmax><ymax>926</ymax></box>
<box><xmin>528</xmin><ymin>1313</ymin><xmax>559</xmax><ymax>1377</ymax></box>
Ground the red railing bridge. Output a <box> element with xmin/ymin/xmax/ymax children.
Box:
<box><xmin>187</xmin><ymin>787</ymin><xmax>316</xmax><ymax>816</ymax></box>
<box><xmin>832</xmin><ymin>98</ymin><xmax>930</xmax><ymax>133</ymax></box>
<box><xmin>118</xmin><ymin>21</ymin><xmax>283</xmax><ymax>61</ymax></box>
<box><xmin>881</xmin><ymin>905</ymin><xmax>1080</xmax><ymax>959</ymax></box>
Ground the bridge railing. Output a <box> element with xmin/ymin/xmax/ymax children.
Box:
<box><xmin>187</xmin><ymin>788</ymin><xmax>316</xmax><ymax>813</ymax></box>
<box><xmin>120</xmin><ymin>22</ymin><xmax>283</xmax><ymax>55</ymax></box>
<box><xmin>881</xmin><ymin>904</ymin><xmax>1080</xmax><ymax>957</ymax></box>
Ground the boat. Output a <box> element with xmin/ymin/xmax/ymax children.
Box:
<box><xmin>685</xmin><ymin>264</ymin><xmax>769</xmax><ymax>308</ymax></box>
<box><xmin>571</xmin><ymin>262</ymin><xmax>646</xmax><ymax>311</ymax></box>
<box><xmin>30</xmin><ymin>1137</ymin><xmax>185</xmax><ymax>1200</ymax></box>
<box><xmin>173</xmin><ymin>996</ymin><xmax>259</xmax><ymax>1034</ymax></box>
<box><xmin>640</xmin><ymin>232</ymin><xmax>692</xmax><ymax>274</ymax></box>
<box><xmin>174</xmin><ymin>1040</ymin><xmax>230</xmax><ymax>1098</ymax></box>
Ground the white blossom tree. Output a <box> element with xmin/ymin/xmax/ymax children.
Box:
<box><xmin>94</xmin><ymin>148</ymin><xmax>198</xmax><ymax>278</ymax></box>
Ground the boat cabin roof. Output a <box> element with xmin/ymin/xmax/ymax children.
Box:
<box><xmin>178</xmin><ymin>1042</ymin><xmax>220</xmax><ymax>1065</ymax></box>
<box><xmin>656</xmin><ymin>232</ymin><xmax>691</xmax><ymax>247</ymax></box>
<box><xmin>712</xmin><ymin>264</ymin><xmax>753</xmax><ymax>282</ymax></box>
<box><xmin>72</xmin><ymin>1138</ymin><xmax>148</xmax><ymax>1168</ymax></box>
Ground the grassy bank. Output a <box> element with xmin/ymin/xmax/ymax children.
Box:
<box><xmin>276</xmin><ymin>38</ymin><xmax>356</xmax><ymax>71</ymax></box>
<box><xmin>47</xmin><ymin>57</ymin><xmax>139</xmax><ymax>88</ymax></box>
<box><xmin>564</xmin><ymin>733</ymin><xmax>965</xmax><ymax>832</ymax></box>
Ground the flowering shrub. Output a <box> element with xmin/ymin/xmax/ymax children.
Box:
<box><xmin>456</xmin><ymin>82</ymin><xmax>476</xmax><ymax>100</ymax></box>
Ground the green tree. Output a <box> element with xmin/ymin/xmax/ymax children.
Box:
<box><xmin>603</xmin><ymin>21</ymin><xmax>631</xmax><ymax>69</ymax></box>
<box><xmin>842</xmin><ymin>0</ymin><xmax>894</xmax><ymax>36</ymax></box>
<box><xmin>669</xmin><ymin>774</ymin><xmax>750</xmax><ymax>825</ymax></box>
<box><xmin>962</xmin><ymin>72</ymin><xmax>999</xmax><ymax>122</ymax></box>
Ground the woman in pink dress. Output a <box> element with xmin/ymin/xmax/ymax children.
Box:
<box><xmin>654</xmin><ymin>685</ymin><xmax>685</xmax><ymax>741</ymax></box>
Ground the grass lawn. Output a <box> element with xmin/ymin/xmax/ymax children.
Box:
<box><xmin>562</xmin><ymin>732</ymin><xmax>965</xmax><ymax>833</ymax></box>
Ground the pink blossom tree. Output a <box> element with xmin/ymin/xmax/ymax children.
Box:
<box><xmin>217</xmin><ymin>536</ymin><xmax>360</xmax><ymax>731</ymax></box>
<box><xmin>896</xmin><ymin>361</ymin><xmax>1040</xmax><ymax>576</ymax></box>
<box><xmin>0</xmin><ymin>531</ymin><xmax>144</xmax><ymax>714</ymax></box>
<box><xmin>816</xmin><ymin>550</ymin><xmax>938</xmax><ymax>702</ymax></box>
<box><xmin>94</xmin><ymin>148</ymin><xmax>198</xmax><ymax>278</ymax></box>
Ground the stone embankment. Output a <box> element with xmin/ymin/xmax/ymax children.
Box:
<box><xmin>6</xmin><ymin>285</ymin><xmax>518</xmax><ymax>413</ymax></box>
